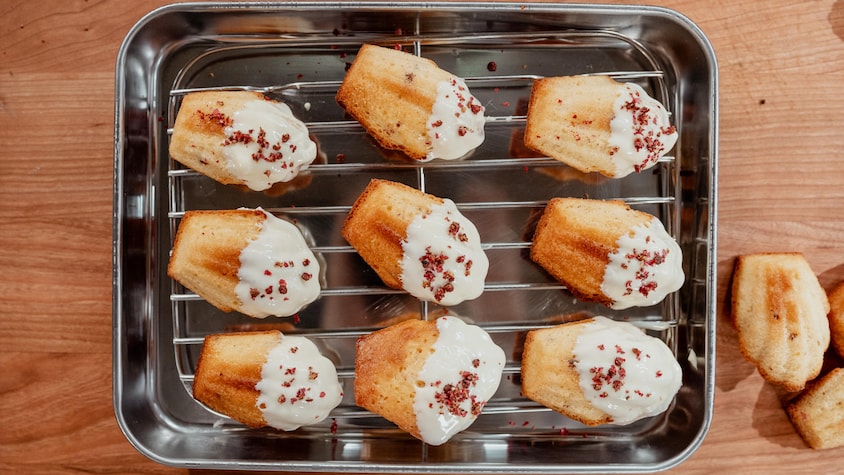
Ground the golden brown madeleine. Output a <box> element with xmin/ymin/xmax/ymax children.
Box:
<box><xmin>731</xmin><ymin>253</ymin><xmax>830</xmax><ymax>391</ymax></box>
<box><xmin>787</xmin><ymin>368</ymin><xmax>844</xmax><ymax>449</ymax></box>
<box><xmin>354</xmin><ymin>319</ymin><xmax>439</xmax><ymax>440</ymax></box>
<box><xmin>168</xmin><ymin>208</ymin><xmax>321</xmax><ymax>318</ymax></box>
<box><xmin>342</xmin><ymin>179</ymin><xmax>488</xmax><ymax>306</ymax></box>
<box><xmin>193</xmin><ymin>331</ymin><xmax>283</xmax><ymax>427</ymax></box>
<box><xmin>168</xmin><ymin>209</ymin><xmax>265</xmax><ymax>313</ymax></box>
<box><xmin>524</xmin><ymin>75</ymin><xmax>677</xmax><ymax>178</ymax></box>
<box><xmin>827</xmin><ymin>281</ymin><xmax>844</xmax><ymax>359</ymax></box>
<box><xmin>525</xmin><ymin>76</ymin><xmax>619</xmax><ymax>176</ymax></box>
<box><xmin>521</xmin><ymin>319</ymin><xmax>612</xmax><ymax>426</ymax></box>
<box><xmin>521</xmin><ymin>317</ymin><xmax>682</xmax><ymax>426</ymax></box>
<box><xmin>341</xmin><ymin>179</ymin><xmax>441</xmax><ymax>290</ymax></box>
<box><xmin>169</xmin><ymin>90</ymin><xmax>317</xmax><ymax>191</ymax></box>
<box><xmin>530</xmin><ymin>197</ymin><xmax>683</xmax><ymax>309</ymax></box>
<box><xmin>193</xmin><ymin>331</ymin><xmax>344</xmax><ymax>431</ymax></box>
<box><xmin>336</xmin><ymin>44</ymin><xmax>485</xmax><ymax>161</ymax></box>
<box><xmin>170</xmin><ymin>91</ymin><xmax>264</xmax><ymax>186</ymax></box>
<box><xmin>355</xmin><ymin>316</ymin><xmax>504</xmax><ymax>445</ymax></box>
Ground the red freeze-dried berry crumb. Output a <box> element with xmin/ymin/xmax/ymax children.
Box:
<box><xmin>431</xmin><ymin>370</ymin><xmax>485</xmax><ymax>418</ymax></box>
<box><xmin>620</xmin><ymin>90</ymin><xmax>676</xmax><ymax>172</ymax></box>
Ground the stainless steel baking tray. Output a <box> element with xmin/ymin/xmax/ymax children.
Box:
<box><xmin>113</xmin><ymin>2</ymin><xmax>718</xmax><ymax>472</ymax></box>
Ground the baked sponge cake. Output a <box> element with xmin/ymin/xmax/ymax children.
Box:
<box><xmin>524</xmin><ymin>75</ymin><xmax>678</xmax><ymax>178</ymax></box>
<box><xmin>530</xmin><ymin>197</ymin><xmax>684</xmax><ymax>309</ymax></box>
<box><xmin>827</xmin><ymin>282</ymin><xmax>844</xmax><ymax>359</ymax></box>
<box><xmin>193</xmin><ymin>330</ymin><xmax>343</xmax><ymax>430</ymax></box>
<box><xmin>355</xmin><ymin>316</ymin><xmax>505</xmax><ymax>445</ymax></box>
<box><xmin>167</xmin><ymin>208</ymin><xmax>321</xmax><ymax>318</ymax></box>
<box><xmin>169</xmin><ymin>90</ymin><xmax>317</xmax><ymax>191</ymax></box>
<box><xmin>342</xmin><ymin>179</ymin><xmax>488</xmax><ymax>306</ymax></box>
<box><xmin>731</xmin><ymin>252</ymin><xmax>830</xmax><ymax>392</ymax></box>
<box><xmin>787</xmin><ymin>368</ymin><xmax>844</xmax><ymax>449</ymax></box>
<box><xmin>521</xmin><ymin>316</ymin><xmax>682</xmax><ymax>426</ymax></box>
<box><xmin>336</xmin><ymin>44</ymin><xmax>485</xmax><ymax>161</ymax></box>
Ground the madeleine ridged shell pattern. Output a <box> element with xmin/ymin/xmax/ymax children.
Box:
<box><xmin>731</xmin><ymin>253</ymin><xmax>830</xmax><ymax>392</ymax></box>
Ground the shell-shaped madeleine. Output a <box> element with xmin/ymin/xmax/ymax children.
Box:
<box><xmin>827</xmin><ymin>282</ymin><xmax>844</xmax><ymax>359</ymax></box>
<box><xmin>787</xmin><ymin>368</ymin><xmax>844</xmax><ymax>449</ymax></box>
<box><xmin>731</xmin><ymin>253</ymin><xmax>830</xmax><ymax>392</ymax></box>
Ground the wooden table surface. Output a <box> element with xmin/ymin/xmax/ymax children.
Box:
<box><xmin>2</xmin><ymin>0</ymin><xmax>844</xmax><ymax>473</ymax></box>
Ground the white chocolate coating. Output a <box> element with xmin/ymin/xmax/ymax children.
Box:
<box><xmin>400</xmin><ymin>199</ymin><xmax>488</xmax><ymax>306</ymax></box>
<box><xmin>572</xmin><ymin>316</ymin><xmax>682</xmax><ymax>425</ymax></box>
<box><xmin>412</xmin><ymin>316</ymin><xmax>505</xmax><ymax>445</ymax></box>
<box><xmin>608</xmin><ymin>83</ymin><xmax>678</xmax><ymax>177</ymax></box>
<box><xmin>235</xmin><ymin>208</ymin><xmax>321</xmax><ymax>318</ymax></box>
<box><xmin>222</xmin><ymin>99</ymin><xmax>317</xmax><ymax>191</ymax></box>
<box><xmin>425</xmin><ymin>77</ymin><xmax>486</xmax><ymax>161</ymax></box>
<box><xmin>255</xmin><ymin>335</ymin><xmax>343</xmax><ymax>431</ymax></box>
<box><xmin>601</xmin><ymin>216</ymin><xmax>684</xmax><ymax>309</ymax></box>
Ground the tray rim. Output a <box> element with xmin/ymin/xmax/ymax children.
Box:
<box><xmin>112</xmin><ymin>2</ymin><xmax>719</xmax><ymax>472</ymax></box>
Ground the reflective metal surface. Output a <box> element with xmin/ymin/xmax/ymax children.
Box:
<box><xmin>113</xmin><ymin>2</ymin><xmax>718</xmax><ymax>472</ymax></box>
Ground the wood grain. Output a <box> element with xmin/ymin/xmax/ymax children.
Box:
<box><xmin>2</xmin><ymin>0</ymin><xmax>844</xmax><ymax>473</ymax></box>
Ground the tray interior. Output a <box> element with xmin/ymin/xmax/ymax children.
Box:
<box><xmin>114</xmin><ymin>3</ymin><xmax>717</xmax><ymax>472</ymax></box>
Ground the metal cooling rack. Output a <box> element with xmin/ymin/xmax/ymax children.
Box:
<box><xmin>164</xmin><ymin>32</ymin><xmax>685</xmax><ymax>432</ymax></box>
